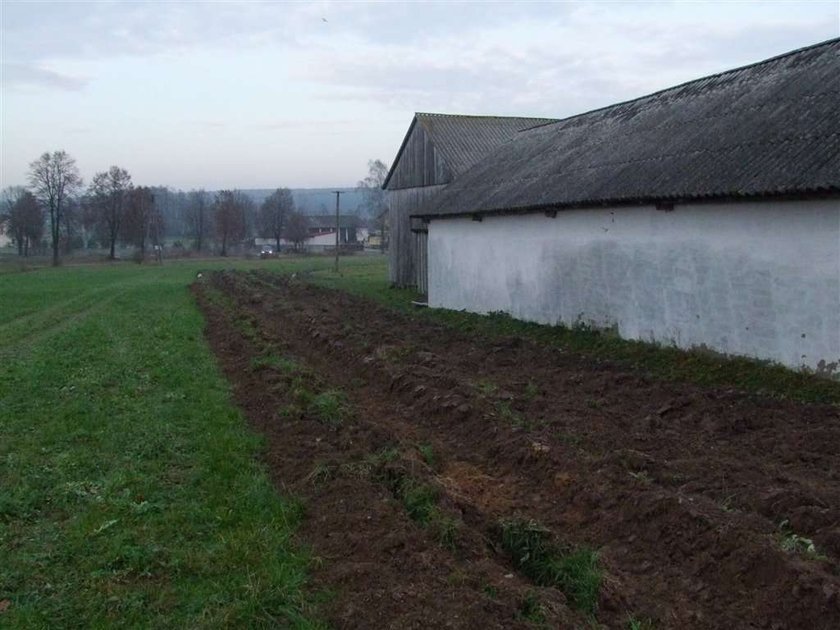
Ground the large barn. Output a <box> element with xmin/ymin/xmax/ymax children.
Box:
<box><xmin>395</xmin><ymin>38</ymin><xmax>840</xmax><ymax>372</ymax></box>
<box><xmin>383</xmin><ymin>113</ymin><xmax>555</xmax><ymax>291</ymax></box>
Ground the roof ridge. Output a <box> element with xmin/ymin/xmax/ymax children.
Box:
<box><xmin>415</xmin><ymin>112</ymin><xmax>556</xmax><ymax>121</ymax></box>
<box><xmin>530</xmin><ymin>37</ymin><xmax>840</xmax><ymax>132</ymax></box>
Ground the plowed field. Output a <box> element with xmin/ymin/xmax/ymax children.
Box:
<box><xmin>193</xmin><ymin>269</ymin><xmax>840</xmax><ymax>629</ymax></box>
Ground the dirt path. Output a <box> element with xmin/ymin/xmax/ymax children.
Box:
<box><xmin>193</xmin><ymin>270</ymin><xmax>840</xmax><ymax>629</ymax></box>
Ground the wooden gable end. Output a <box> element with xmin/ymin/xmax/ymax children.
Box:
<box><xmin>385</xmin><ymin>120</ymin><xmax>453</xmax><ymax>190</ymax></box>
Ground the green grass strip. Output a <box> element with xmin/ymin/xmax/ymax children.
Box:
<box><xmin>0</xmin><ymin>259</ymin><xmax>352</xmax><ymax>628</ymax></box>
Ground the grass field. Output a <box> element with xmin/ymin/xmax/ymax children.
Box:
<box><xmin>0</xmin><ymin>256</ymin><xmax>372</xmax><ymax>628</ymax></box>
<box><xmin>2</xmin><ymin>252</ymin><xmax>837</xmax><ymax>627</ymax></box>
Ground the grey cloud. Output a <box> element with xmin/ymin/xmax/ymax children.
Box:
<box><xmin>305</xmin><ymin>13</ymin><xmax>838</xmax><ymax>119</ymax></box>
<box><xmin>2</xmin><ymin>63</ymin><xmax>88</xmax><ymax>91</ymax></box>
<box><xmin>3</xmin><ymin>2</ymin><xmax>573</xmax><ymax>65</ymax></box>
<box><xmin>322</xmin><ymin>2</ymin><xmax>575</xmax><ymax>46</ymax></box>
<box><xmin>3</xmin><ymin>2</ymin><xmax>308</xmax><ymax>62</ymax></box>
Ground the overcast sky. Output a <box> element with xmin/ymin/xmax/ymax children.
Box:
<box><xmin>1</xmin><ymin>1</ymin><xmax>838</xmax><ymax>190</ymax></box>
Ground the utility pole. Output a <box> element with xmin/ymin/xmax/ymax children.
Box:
<box><xmin>332</xmin><ymin>190</ymin><xmax>343</xmax><ymax>273</ymax></box>
<box><xmin>151</xmin><ymin>191</ymin><xmax>163</xmax><ymax>265</ymax></box>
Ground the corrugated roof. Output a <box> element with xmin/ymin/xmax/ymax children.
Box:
<box><xmin>414</xmin><ymin>113</ymin><xmax>556</xmax><ymax>174</ymax></box>
<box><xmin>382</xmin><ymin>113</ymin><xmax>555</xmax><ymax>189</ymax></box>
<box><xmin>413</xmin><ymin>38</ymin><xmax>840</xmax><ymax>219</ymax></box>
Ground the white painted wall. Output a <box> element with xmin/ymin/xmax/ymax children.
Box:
<box><xmin>428</xmin><ymin>199</ymin><xmax>840</xmax><ymax>372</ymax></box>
<box><xmin>257</xmin><ymin>229</ymin><xmax>360</xmax><ymax>250</ymax></box>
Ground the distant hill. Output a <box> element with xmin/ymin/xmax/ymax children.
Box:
<box><xmin>240</xmin><ymin>188</ymin><xmax>369</xmax><ymax>216</ymax></box>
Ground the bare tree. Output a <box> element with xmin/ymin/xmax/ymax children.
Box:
<box><xmin>1</xmin><ymin>187</ymin><xmax>44</xmax><ymax>257</ymax></box>
<box><xmin>284</xmin><ymin>211</ymin><xmax>310</xmax><ymax>251</ymax></box>
<box><xmin>78</xmin><ymin>193</ymin><xmax>101</xmax><ymax>250</ymax></box>
<box><xmin>186</xmin><ymin>189</ymin><xmax>211</xmax><ymax>251</ymax></box>
<box><xmin>357</xmin><ymin>159</ymin><xmax>388</xmax><ymax>217</ymax></box>
<box><xmin>259</xmin><ymin>187</ymin><xmax>295</xmax><ymax>251</ymax></box>
<box><xmin>61</xmin><ymin>196</ymin><xmax>83</xmax><ymax>253</ymax></box>
<box><xmin>89</xmin><ymin>166</ymin><xmax>132</xmax><ymax>260</ymax></box>
<box><xmin>149</xmin><ymin>186</ymin><xmax>178</xmax><ymax>239</ymax></box>
<box><xmin>241</xmin><ymin>193</ymin><xmax>257</xmax><ymax>240</ymax></box>
<box><xmin>357</xmin><ymin>159</ymin><xmax>389</xmax><ymax>251</ymax></box>
<box><xmin>213</xmin><ymin>189</ymin><xmax>248</xmax><ymax>256</ymax></box>
<box><xmin>123</xmin><ymin>186</ymin><xmax>162</xmax><ymax>255</ymax></box>
<box><xmin>28</xmin><ymin>150</ymin><xmax>82</xmax><ymax>265</ymax></box>
<box><xmin>1</xmin><ymin>187</ymin><xmax>29</xmax><ymax>255</ymax></box>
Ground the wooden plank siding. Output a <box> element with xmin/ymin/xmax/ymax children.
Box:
<box><xmin>388</xmin><ymin>185</ymin><xmax>445</xmax><ymax>287</ymax></box>
<box><xmin>386</xmin><ymin>122</ymin><xmax>453</xmax><ymax>190</ymax></box>
<box><xmin>386</xmin><ymin>121</ymin><xmax>452</xmax><ymax>287</ymax></box>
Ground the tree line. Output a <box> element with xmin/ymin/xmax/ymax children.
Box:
<box><xmin>1</xmin><ymin>152</ymin><xmax>390</xmax><ymax>266</ymax></box>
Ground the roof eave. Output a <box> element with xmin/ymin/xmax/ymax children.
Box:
<box><xmin>411</xmin><ymin>188</ymin><xmax>840</xmax><ymax>220</ymax></box>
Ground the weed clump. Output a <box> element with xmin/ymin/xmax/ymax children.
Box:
<box><xmin>381</xmin><ymin>468</ymin><xmax>461</xmax><ymax>550</ymax></box>
<box><xmin>250</xmin><ymin>353</ymin><xmax>298</xmax><ymax>374</ymax></box>
<box><xmin>306</xmin><ymin>462</ymin><xmax>335</xmax><ymax>485</ymax></box>
<box><xmin>309</xmin><ymin>389</ymin><xmax>350</xmax><ymax>427</ymax></box>
<box><xmin>495</xmin><ymin>401</ymin><xmax>532</xmax><ymax>429</ymax></box>
<box><xmin>778</xmin><ymin>519</ymin><xmax>822</xmax><ymax>558</ymax></box>
<box><xmin>517</xmin><ymin>591</ymin><xmax>546</xmax><ymax>623</ymax></box>
<box><xmin>400</xmin><ymin>479</ymin><xmax>438</xmax><ymax>524</ymax></box>
<box><xmin>474</xmin><ymin>379</ymin><xmax>498</xmax><ymax>395</ymax></box>
<box><xmin>418</xmin><ymin>443</ymin><xmax>436</xmax><ymax>468</ymax></box>
<box><xmin>627</xmin><ymin>616</ymin><xmax>655</xmax><ymax>630</ymax></box>
<box><xmin>499</xmin><ymin>518</ymin><xmax>601</xmax><ymax>614</ymax></box>
<box><xmin>279</xmin><ymin>379</ymin><xmax>314</xmax><ymax>420</ymax></box>
<box><xmin>233</xmin><ymin>314</ymin><xmax>260</xmax><ymax>343</ymax></box>
<box><xmin>482</xmin><ymin>583</ymin><xmax>498</xmax><ymax>599</ymax></box>
<box><xmin>280</xmin><ymin>380</ymin><xmax>351</xmax><ymax>429</ymax></box>
<box><xmin>342</xmin><ymin>448</ymin><xmax>399</xmax><ymax>478</ymax></box>
<box><xmin>433</xmin><ymin>514</ymin><xmax>459</xmax><ymax>551</ymax></box>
